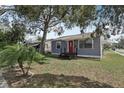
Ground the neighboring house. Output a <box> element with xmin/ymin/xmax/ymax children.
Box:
<box><xmin>26</xmin><ymin>39</ymin><xmax>52</xmax><ymax>53</ymax></box>
<box><xmin>28</xmin><ymin>41</ymin><xmax>40</xmax><ymax>51</ymax></box>
<box><xmin>51</xmin><ymin>33</ymin><xmax>103</xmax><ymax>58</ymax></box>
<box><xmin>45</xmin><ymin>39</ymin><xmax>52</xmax><ymax>53</ymax></box>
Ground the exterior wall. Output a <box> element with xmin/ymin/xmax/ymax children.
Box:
<box><xmin>77</xmin><ymin>37</ymin><xmax>102</xmax><ymax>58</ymax></box>
<box><xmin>74</xmin><ymin>40</ymin><xmax>78</xmax><ymax>52</ymax></box>
<box><xmin>52</xmin><ymin>36</ymin><xmax>102</xmax><ymax>58</ymax></box>
<box><xmin>100</xmin><ymin>36</ymin><xmax>104</xmax><ymax>58</ymax></box>
<box><xmin>51</xmin><ymin>40</ymin><xmax>67</xmax><ymax>55</ymax></box>
<box><xmin>45</xmin><ymin>41</ymin><xmax>51</xmax><ymax>53</ymax></box>
<box><xmin>61</xmin><ymin>41</ymin><xmax>67</xmax><ymax>53</ymax></box>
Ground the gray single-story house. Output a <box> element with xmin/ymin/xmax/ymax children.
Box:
<box><xmin>51</xmin><ymin>33</ymin><xmax>103</xmax><ymax>58</ymax></box>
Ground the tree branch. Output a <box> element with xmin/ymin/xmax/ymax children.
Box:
<box><xmin>48</xmin><ymin>21</ymin><xmax>61</xmax><ymax>28</ymax></box>
<box><xmin>40</xmin><ymin>27</ymin><xmax>44</xmax><ymax>31</ymax></box>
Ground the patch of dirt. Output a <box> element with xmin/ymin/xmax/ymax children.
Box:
<box><xmin>2</xmin><ymin>68</ymin><xmax>113</xmax><ymax>88</ymax></box>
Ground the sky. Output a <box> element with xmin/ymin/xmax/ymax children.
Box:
<box><xmin>25</xmin><ymin>27</ymin><xmax>81</xmax><ymax>42</ymax></box>
<box><xmin>47</xmin><ymin>27</ymin><xmax>80</xmax><ymax>39</ymax></box>
<box><xmin>25</xmin><ymin>25</ymin><xmax>124</xmax><ymax>43</ymax></box>
<box><xmin>25</xmin><ymin>25</ymin><xmax>96</xmax><ymax>42</ymax></box>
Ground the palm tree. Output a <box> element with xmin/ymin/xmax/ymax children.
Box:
<box><xmin>0</xmin><ymin>44</ymin><xmax>44</xmax><ymax>76</ymax></box>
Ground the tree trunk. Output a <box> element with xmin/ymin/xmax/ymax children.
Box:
<box><xmin>39</xmin><ymin>17</ymin><xmax>50</xmax><ymax>54</ymax></box>
<box><xmin>39</xmin><ymin>30</ymin><xmax>47</xmax><ymax>54</ymax></box>
<box><xmin>25</xmin><ymin>62</ymin><xmax>32</xmax><ymax>75</ymax></box>
<box><xmin>18</xmin><ymin>59</ymin><xmax>25</xmax><ymax>75</ymax></box>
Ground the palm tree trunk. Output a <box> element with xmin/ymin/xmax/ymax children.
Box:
<box><xmin>25</xmin><ymin>62</ymin><xmax>32</xmax><ymax>75</ymax></box>
<box><xmin>18</xmin><ymin>59</ymin><xmax>25</xmax><ymax>75</ymax></box>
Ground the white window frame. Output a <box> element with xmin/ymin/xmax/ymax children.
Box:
<box><xmin>78</xmin><ymin>39</ymin><xmax>94</xmax><ymax>49</ymax></box>
<box><xmin>56</xmin><ymin>41</ymin><xmax>61</xmax><ymax>49</ymax></box>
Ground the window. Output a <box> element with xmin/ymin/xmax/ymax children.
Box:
<box><xmin>79</xmin><ymin>39</ymin><xmax>93</xmax><ymax>49</ymax></box>
<box><xmin>79</xmin><ymin>40</ymin><xmax>84</xmax><ymax>49</ymax></box>
<box><xmin>84</xmin><ymin>39</ymin><xmax>93</xmax><ymax>48</ymax></box>
<box><xmin>56</xmin><ymin>41</ymin><xmax>61</xmax><ymax>49</ymax></box>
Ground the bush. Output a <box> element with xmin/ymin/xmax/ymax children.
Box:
<box><xmin>103</xmin><ymin>43</ymin><xmax>112</xmax><ymax>50</ymax></box>
<box><xmin>0</xmin><ymin>44</ymin><xmax>45</xmax><ymax>76</ymax></box>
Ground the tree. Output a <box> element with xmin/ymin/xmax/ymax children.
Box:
<box><xmin>91</xmin><ymin>6</ymin><xmax>124</xmax><ymax>38</ymax></box>
<box><xmin>0</xmin><ymin>6</ymin><xmax>7</xmax><ymax>15</ymax></box>
<box><xmin>0</xmin><ymin>30</ymin><xmax>7</xmax><ymax>50</ymax></box>
<box><xmin>14</xmin><ymin>5</ymin><xmax>96</xmax><ymax>53</ymax></box>
<box><xmin>103</xmin><ymin>42</ymin><xmax>112</xmax><ymax>50</ymax></box>
<box><xmin>37</xmin><ymin>36</ymin><xmax>42</xmax><ymax>42</ymax></box>
<box><xmin>5</xmin><ymin>22</ymin><xmax>26</xmax><ymax>44</ymax></box>
<box><xmin>0</xmin><ymin>22</ymin><xmax>26</xmax><ymax>50</ymax></box>
<box><xmin>2</xmin><ymin>6</ymin><xmax>124</xmax><ymax>45</ymax></box>
<box><xmin>0</xmin><ymin>44</ymin><xmax>45</xmax><ymax>76</ymax></box>
<box><xmin>118</xmin><ymin>36</ymin><xmax>124</xmax><ymax>49</ymax></box>
<box><xmin>0</xmin><ymin>5</ymin><xmax>27</xmax><ymax>45</ymax></box>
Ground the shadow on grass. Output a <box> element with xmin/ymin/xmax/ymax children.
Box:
<box><xmin>35</xmin><ymin>56</ymin><xmax>49</xmax><ymax>65</ymax></box>
<box><xmin>45</xmin><ymin>53</ymin><xmax>100</xmax><ymax>61</ymax></box>
<box><xmin>44</xmin><ymin>54</ymin><xmax>71</xmax><ymax>60</ymax></box>
<box><xmin>3</xmin><ymin>69</ymin><xmax>113</xmax><ymax>88</ymax></box>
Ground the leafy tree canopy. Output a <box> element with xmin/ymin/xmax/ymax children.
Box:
<box><xmin>1</xmin><ymin>5</ymin><xmax>124</xmax><ymax>53</ymax></box>
<box><xmin>0</xmin><ymin>22</ymin><xmax>26</xmax><ymax>46</ymax></box>
<box><xmin>118</xmin><ymin>36</ymin><xmax>124</xmax><ymax>49</ymax></box>
<box><xmin>91</xmin><ymin>6</ymin><xmax>124</xmax><ymax>38</ymax></box>
<box><xmin>14</xmin><ymin>5</ymin><xmax>96</xmax><ymax>53</ymax></box>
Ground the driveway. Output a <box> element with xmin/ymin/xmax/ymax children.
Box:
<box><xmin>0</xmin><ymin>71</ymin><xmax>8</xmax><ymax>88</ymax></box>
<box><xmin>115</xmin><ymin>49</ymin><xmax>124</xmax><ymax>56</ymax></box>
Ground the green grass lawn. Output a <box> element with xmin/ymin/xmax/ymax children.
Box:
<box><xmin>3</xmin><ymin>51</ymin><xmax>124</xmax><ymax>88</ymax></box>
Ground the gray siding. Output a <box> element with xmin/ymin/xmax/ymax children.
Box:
<box><xmin>51</xmin><ymin>40</ymin><xmax>67</xmax><ymax>54</ymax></box>
<box><xmin>77</xmin><ymin>37</ymin><xmax>101</xmax><ymax>57</ymax></box>
<box><xmin>52</xmin><ymin>36</ymin><xmax>102</xmax><ymax>58</ymax></box>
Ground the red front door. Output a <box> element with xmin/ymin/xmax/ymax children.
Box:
<box><xmin>68</xmin><ymin>41</ymin><xmax>74</xmax><ymax>53</ymax></box>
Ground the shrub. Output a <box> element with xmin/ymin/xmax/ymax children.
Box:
<box><xmin>0</xmin><ymin>44</ymin><xmax>45</xmax><ymax>76</ymax></box>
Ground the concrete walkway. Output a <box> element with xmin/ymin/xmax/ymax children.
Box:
<box><xmin>114</xmin><ymin>50</ymin><xmax>124</xmax><ymax>56</ymax></box>
<box><xmin>0</xmin><ymin>71</ymin><xmax>8</xmax><ymax>88</ymax></box>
